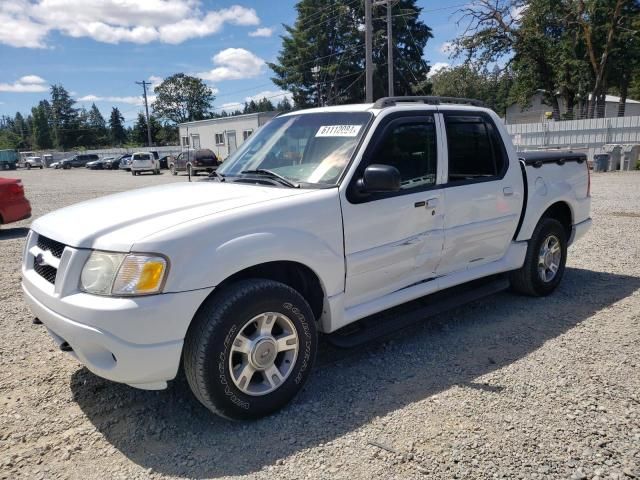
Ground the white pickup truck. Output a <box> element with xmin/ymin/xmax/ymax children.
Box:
<box><xmin>22</xmin><ymin>97</ymin><xmax>591</xmax><ymax>420</ymax></box>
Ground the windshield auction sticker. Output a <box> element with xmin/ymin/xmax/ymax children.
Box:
<box><xmin>315</xmin><ymin>125</ymin><xmax>362</xmax><ymax>137</ymax></box>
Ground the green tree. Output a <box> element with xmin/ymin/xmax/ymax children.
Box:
<box><xmin>452</xmin><ymin>0</ymin><xmax>638</xmax><ymax>119</ymax></box>
<box><xmin>132</xmin><ymin>112</ymin><xmax>148</xmax><ymax>145</ymax></box>
<box><xmin>109</xmin><ymin>107</ymin><xmax>127</xmax><ymax>146</ymax></box>
<box><xmin>87</xmin><ymin>103</ymin><xmax>108</xmax><ymax>146</ymax></box>
<box><xmin>420</xmin><ymin>64</ymin><xmax>514</xmax><ymax>116</ymax></box>
<box><xmin>50</xmin><ymin>84</ymin><xmax>78</xmax><ymax>149</ymax></box>
<box><xmin>276</xmin><ymin>97</ymin><xmax>293</xmax><ymax>111</ymax></box>
<box><xmin>31</xmin><ymin>101</ymin><xmax>53</xmax><ymax>149</ymax></box>
<box><xmin>269</xmin><ymin>0</ymin><xmax>433</xmax><ymax>107</ymax></box>
<box><xmin>153</xmin><ymin>73</ymin><xmax>215</xmax><ymax>124</ymax></box>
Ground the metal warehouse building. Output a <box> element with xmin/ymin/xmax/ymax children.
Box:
<box><xmin>178</xmin><ymin>112</ymin><xmax>278</xmax><ymax>160</ymax></box>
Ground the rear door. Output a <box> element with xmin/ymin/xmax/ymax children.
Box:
<box><xmin>341</xmin><ymin>113</ymin><xmax>445</xmax><ymax>308</ymax></box>
<box><xmin>436</xmin><ymin>111</ymin><xmax>523</xmax><ymax>275</ymax></box>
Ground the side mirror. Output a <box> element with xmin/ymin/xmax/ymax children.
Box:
<box><xmin>357</xmin><ymin>164</ymin><xmax>401</xmax><ymax>193</ymax></box>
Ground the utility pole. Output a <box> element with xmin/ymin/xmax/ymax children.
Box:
<box><xmin>135</xmin><ymin>80</ymin><xmax>153</xmax><ymax>147</ymax></box>
<box><xmin>374</xmin><ymin>0</ymin><xmax>398</xmax><ymax>97</ymax></box>
<box><xmin>364</xmin><ymin>0</ymin><xmax>373</xmax><ymax>103</ymax></box>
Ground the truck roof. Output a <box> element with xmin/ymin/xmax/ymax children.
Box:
<box><xmin>281</xmin><ymin>96</ymin><xmax>493</xmax><ymax>117</ymax></box>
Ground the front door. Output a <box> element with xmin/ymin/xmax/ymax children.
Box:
<box><xmin>437</xmin><ymin>112</ymin><xmax>523</xmax><ymax>275</ymax></box>
<box><xmin>341</xmin><ymin>114</ymin><xmax>445</xmax><ymax>308</ymax></box>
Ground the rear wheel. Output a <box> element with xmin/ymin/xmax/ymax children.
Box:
<box><xmin>183</xmin><ymin>279</ymin><xmax>318</xmax><ymax>420</ymax></box>
<box><xmin>510</xmin><ymin>217</ymin><xmax>568</xmax><ymax>296</ymax></box>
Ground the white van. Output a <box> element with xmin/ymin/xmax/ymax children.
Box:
<box><xmin>130</xmin><ymin>151</ymin><xmax>160</xmax><ymax>176</ymax></box>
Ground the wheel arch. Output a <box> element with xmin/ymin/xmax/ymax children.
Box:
<box><xmin>213</xmin><ymin>260</ymin><xmax>326</xmax><ymax>323</ymax></box>
<box><xmin>540</xmin><ymin>201</ymin><xmax>572</xmax><ymax>240</ymax></box>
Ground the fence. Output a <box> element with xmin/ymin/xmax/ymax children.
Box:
<box><xmin>506</xmin><ymin>115</ymin><xmax>640</xmax><ymax>151</ymax></box>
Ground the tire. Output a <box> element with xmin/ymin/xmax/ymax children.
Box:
<box><xmin>40</xmin><ymin>166</ymin><xmax>43</xmax><ymax>169</ymax></box>
<box><xmin>183</xmin><ymin>279</ymin><xmax>318</xmax><ymax>420</ymax></box>
<box><xmin>26</xmin><ymin>164</ymin><xmax>31</xmax><ymax>170</ymax></box>
<box><xmin>132</xmin><ymin>171</ymin><xmax>136</xmax><ymax>176</ymax></box>
<box><xmin>510</xmin><ymin>217</ymin><xmax>568</xmax><ymax>296</ymax></box>
<box><xmin>170</xmin><ymin>164</ymin><xmax>177</xmax><ymax>176</ymax></box>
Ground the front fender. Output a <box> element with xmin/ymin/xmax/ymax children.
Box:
<box><xmin>162</xmin><ymin>227</ymin><xmax>345</xmax><ymax>297</ymax></box>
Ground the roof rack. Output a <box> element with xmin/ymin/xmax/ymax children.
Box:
<box><xmin>373</xmin><ymin>96</ymin><xmax>487</xmax><ymax>109</ymax></box>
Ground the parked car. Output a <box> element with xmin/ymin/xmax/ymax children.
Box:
<box><xmin>119</xmin><ymin>155</ymin><xmax>133</xmax><ymax>171</ymax></box>
<box><xmin>0</xmin><ymin>149</ymin><xmax>19</xmax><ymax>170</ymax></box>
<box><xmin>169</xmin><ymin>149</ymin><xmax>219</xmax><ymax>176</ymax></box>
<box><xmin>23</xmin><ymin>156</ymin><xmax>44</xmax><ymax>170</ymax></box>
<box><xmin>104</xmin><ymin>155</ymin><xmax>125</xmax><ymax>170</ymax></box>
<box><xmin>49</xmin><ymin>161</ymin><xmax>61</xmax><ymax>169</ymax></box>
<box><xmin>22</xmin><ymin>97</ymin><xmax>592</xmax><ymax>420</ymax></box>
<box><xmin>86</xmin><ymin>159</ymin><xmax>104</xmax><ymax>170</ymax></box>
<box><xmin>60</xmin><ymin>154</ymin><xmax>99</xmax><ymax>169</ymax></box>
<box><xmin>130</xmin><ymin>151</ymin><xmax>160</xmax><ymax>175</ymax></box>
<box><xmin>0</xmin><ymin>177</ymin><xmax>31</xmax><ymax>226</ymax></box>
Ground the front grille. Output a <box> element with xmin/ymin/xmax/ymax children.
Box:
<box><xmin>37</xmin><ymin>235</ymin><xmax>65</xmax><ymax>259</ymax></box>
<box><xmin>33</xmin><ymin>259</ymin><xmax>57</xmax><ymax>284</ymax></box>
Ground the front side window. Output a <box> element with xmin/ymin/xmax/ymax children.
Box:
<box><xmin>370</xmin><ymin>120</ymin><xmax>437</xmax><ymax>190</ymax></box>
<box><xmin>218</xmin><ymin>112</ymin><xmax>372</xmax><ymax>186</ymax></box>
<box><xmin>445</xmin><ymin>116</ymin><xmax>505</xmax><ymax>182</ymax></box>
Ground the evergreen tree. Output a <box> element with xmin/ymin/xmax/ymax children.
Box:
<box><xmin>31</xmin><ymin>102</ymin><xmax>53</xmax><ymax>149</ymax></box>
<box><xmin>87</xmin><ymin>103</ymin><xmax>108</xmax><ymax>146</ymax></box>
<box><xmin>50</xmin><ymin>84</ymin><xmax>78</xmax><ymax>149</ymax></box>
<box><xmin>276</xmin><ymin>97</ymin><xmax>293</xmax><ymax>112</ymax></box>
<box><xmin>132</xmin><ymin>112</ymin><xmax>150</xmax><ymax>145</ymax></box>
<box><xmin>269</xmin><ymin>0</ymin><xmax>432</xmax><ymax>106</ymax></box>
<box><xmin>109</xmin><ymin>107</ymin><xmax>127</xmax><ymax>146</ymax></box>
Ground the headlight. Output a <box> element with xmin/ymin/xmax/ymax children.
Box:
<box><xmin>80</xmin><ymin>251</ymin><xmax>168</xmax><ymax>296</ymax></box>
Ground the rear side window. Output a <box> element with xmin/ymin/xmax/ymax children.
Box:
<box><xmin>445</xmin><ymin>116</ymin><xmax>506</xmax><ymax>182</ymax></box>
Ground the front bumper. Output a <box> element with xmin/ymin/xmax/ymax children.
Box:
<box><xmin>22</xmin><ymin>231</ymin><xmax>214</xmax><ymax>390</ymax></box>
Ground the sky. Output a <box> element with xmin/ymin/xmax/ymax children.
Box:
<box><xmin>0</xmin><ymin>0</ymin><xmax>466</xmax><ymax>126</ymax></box>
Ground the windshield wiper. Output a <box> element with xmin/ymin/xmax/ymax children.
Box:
<box><xmin>240</xmin><ymin>169</ymin><xmax>300</xmax><ymax>188</ymax></box>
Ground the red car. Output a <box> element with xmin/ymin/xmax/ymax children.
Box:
<box><xmin>0</xmin><ymin>177</ymin><xmax>31</xmax><ymax>226</ymax></box>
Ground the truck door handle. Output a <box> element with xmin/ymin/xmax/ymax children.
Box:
<box><xmin>503</xmin><ymin>187</ymin><xmax>514</xmax><ymax>196</ymax></box>
<box><xmin>425</xmin><ymin>198</ymin><xmax>439</xmax><ymax>209</ymax></box>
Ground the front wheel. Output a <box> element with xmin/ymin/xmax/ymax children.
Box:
<box><xmin>183</xmin><ymin>279</ymin><xmax>318</xmax><ymax>420</ymax></box>
<box><xmin>510</xmin><ymin>217</ymin><xmax>568</xmax><ymax>296</ymax></box>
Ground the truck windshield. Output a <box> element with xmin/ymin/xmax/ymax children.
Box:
<box><xmin>217</xmin><ymin>112</ymin><xmax>372</xmax><ymax>186</ymax></box>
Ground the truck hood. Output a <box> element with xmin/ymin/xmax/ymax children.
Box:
<box><xmin>31</xmin><ymin>181</ymin><xmax>311</xmax><ymax>251</ymax></box>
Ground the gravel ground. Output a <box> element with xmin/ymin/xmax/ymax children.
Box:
<box><xmin>0</xmin><ymin>168</ymin><xmax>639</xmax><ymax>480</ymax></box>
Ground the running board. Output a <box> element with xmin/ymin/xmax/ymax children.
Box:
<box><xmin>326</xmin><ymin>275</ymin><xmax>510</xmax><ymax>348</ymax></box>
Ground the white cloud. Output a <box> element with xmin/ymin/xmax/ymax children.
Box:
<box><xmin>0</xmin><ymin>75</ymin><xmax>48</xmax><ymax>92</ymax></box>
<box><xmin>148</xmin><ymin>75</ymin><xmax>163</xmax><ymax>90</ymax></box>
<box><xmin>0</xmin><ymin>1</ymin><xmax>49</xmax><ymax>48</ymax></box>
<box><xmin>427</xmin><ymin>62</ymin><xmax>450</xmax><ymax>78</ymax></box>
<box><xmin>511</xmin><ymin>5</ymin><xmax>527</xmax><ymax>21</ymax></box>
<box><xmin>439</xmin><ymin>42</ymin><xmax>453</xmax><ymax>55</ymax></box>
<box><xmin>0</xmin><ymin>1</ymin><xmax>260</xmax><ymax>48</ymax></box>
<box><xmin>248</xmin><ymin>27</ymin><xmax>273</xmax><ymax>38</ymax></box>
<box><xmin>197</xmin><ymin>48</ymin><xmax>265</xmax><ymax>82</ymax></box>
<box><xmin>76</xmin><ymin>94</ymin><xmax>144</xmax><ymax>105</ymax></box>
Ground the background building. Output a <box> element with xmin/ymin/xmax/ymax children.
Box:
<box><xmin>505</xmin><ymin>92</ymin><xmax>640</xmax><ymax>125</ymax></box>
<box><xmin>178</xmin><ymin>112</ymin><xmax>279</xmax><ymax>160</ymax></box>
